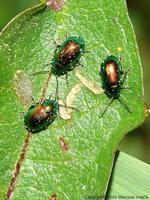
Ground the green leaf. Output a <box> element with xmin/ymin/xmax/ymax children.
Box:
<box><xmin>0</xmin><ymin>0</ymin><xmax>39</xmax><ymax>29</ymax></box>
<box><xmin>107</xmin><ymin>152</ymin><xmax>150</xmax><ymax>197</ymax></box>
<box><xmin>0</xmin><ymin>0</ymin><xmax>145</xmax><ymax>199</ymax></box>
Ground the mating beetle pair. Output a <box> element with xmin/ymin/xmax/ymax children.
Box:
<box><xmin>14</xmin><ymin>35</ymin><xmax>131</xmax><ymax>133</ymax></box>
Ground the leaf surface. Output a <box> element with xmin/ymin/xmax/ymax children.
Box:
<box><xmin>0</xmin><ymin>0</ymin><xmax>145</xmax><ymax>199</ymax></box>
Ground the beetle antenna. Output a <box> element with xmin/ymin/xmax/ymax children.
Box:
<box><xmin>30</xmin><ymin>70</ymin><xmax>49</xmax><ymax>76</ymax></box>
<box><xmin>121</xmin><ymin>67</ymin><xmax>131</xmax><ymax>85</ymax></box>
<box><xmin>118</xmin><ymin>97</ymin><xmax>132</xmax><ymax>113</ymax></box>
<box><xmin>99</xmin><ymin>97</ymin><xmax>113</xmax><ymax>118</ymax></box>
<box><xmin>55</xmin><ymin>76</ymin><xmax>59</xmax><ymax>101</ymax></box>
<box><xmin>59</xmin><ymin>104</ymin><xmax>78</xmax><ymax>111</ymax></box>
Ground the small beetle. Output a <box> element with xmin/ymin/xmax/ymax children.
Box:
<box><xmin>100</xmin><ymin>55</ymin><xmax>132</xmax><ymax>117</ymax></box>
<box><xmin>24</xmin><ymin>99</ymin><xmax>58</xmax><ymax>133</ymax></box>
<box><xmin>13</xmin><ymin>70</ymin><xmax>75</xmax><ymax>133</ymax></box>
<box><xmin>51</xmin><ymin>36</ymin><xmax>85</xmax><ymax>77</ymax></box>
<box><xmin>32</xmin><ymin>36</ymin><xmax>85</xmax><ymax>80</ymax></box>
<box><xmin>13</xmin><ymin>70</ymin><xmax>59</xmax><ymax>133</ymax></box>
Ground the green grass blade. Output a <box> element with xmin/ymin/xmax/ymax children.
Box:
<box><xmin>108</xmin><ymin>152</ymin><xmax>150</xmax><ymax>197</ymax></box>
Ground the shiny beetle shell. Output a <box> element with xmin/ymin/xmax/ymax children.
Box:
<box><xmin>24</xmin><ymin>99</ymin><xmax>59</xmax><ymax>133</ymax></box>
<box><xmin>51</xmin><ymin>36</ymin><xmax>85</xmax><ymax>76</ymax></box>
<box><xmin>100</xmin><ymin>55</ymin><xmax>122</xmax><ymax>99</ymax></box>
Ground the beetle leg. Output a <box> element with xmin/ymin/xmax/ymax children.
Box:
<box><xmin>53</xmin><ymin>39</ymin><xmax>60</xmax><ymax>48</ymax></box>
<box><xmin>118</xmin><ymin>56</ymin><xmax>124</xmax><ymax>74</ymax></box>
<box><xmin>118</xmin><ymin>56</ymin><xmax>122</xmax><ymax>62</ymax></box>
<box><xmin>19</xmin><ymin>112</ymin><xmax>25</xmax><ymax>118</ymax></box>
<box><xmin>44</xmin><ymin>62</ymin><xmax>52</xmax><ymax>66</ymax></box>
<box><xmin>31</xmin><ymin>97</ymin><xmax>36</xmax><ymax>104</ymax></box>
<box><xmin>77</xmin><ymin>60</ymin><xmax>84</xmax><ymax>67</ymax></box>
<box><xmin>99</xmin><ymin>97</ymin><xmax>114</xmax><ymax>118</ymax></box>
<box><xmin>55</xmin><ymin>61</ymin><xmax>63</xmax><ymax>68</ymax></box>
<box><xmin>65</xmin><ymin>34</ymin><xmax>68</xmax><ymax>40</ymax></box>
<box><xmin>83</xmin><ymin>50</ymin><xmax>91</xmax><ymax>53</ymax></box>
<box><xmin>121</xmin><ymin>86</ymin><xmax>130</xmax><ymax>90</ymax></box>
<box><xmin>118</xmin><ymin>97</ymin><xmax>132</xmax><ymax>113</ymax></box>
<box><xmin>121</xmin><ymin>67</ymin><xmax>131</xmax><ymax>85</ymax></box>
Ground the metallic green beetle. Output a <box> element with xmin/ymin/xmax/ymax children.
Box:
<box><xmin>24</xmin><ymin>99</ymin><xmax>58</xmax><ymax>133</ymax></box>
<box><xmin>51</xmin><ymin>36</ymin><xmax>85</xmax><ymax>77</ymax></box>
<box><xmin>100</xmin><ymin>55</ymin><xmax>132</xmax><ymax>118</ymax></box>
<box><xmin>13</xmin><ymin>70</ymin><xmax>59</xmax><ymax>133</ymax></box>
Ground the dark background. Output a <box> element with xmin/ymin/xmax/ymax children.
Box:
<box><xmin>0</xmin><ymin>0</ymin><xmax>149</xmax><ymax>163</ymax></box>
